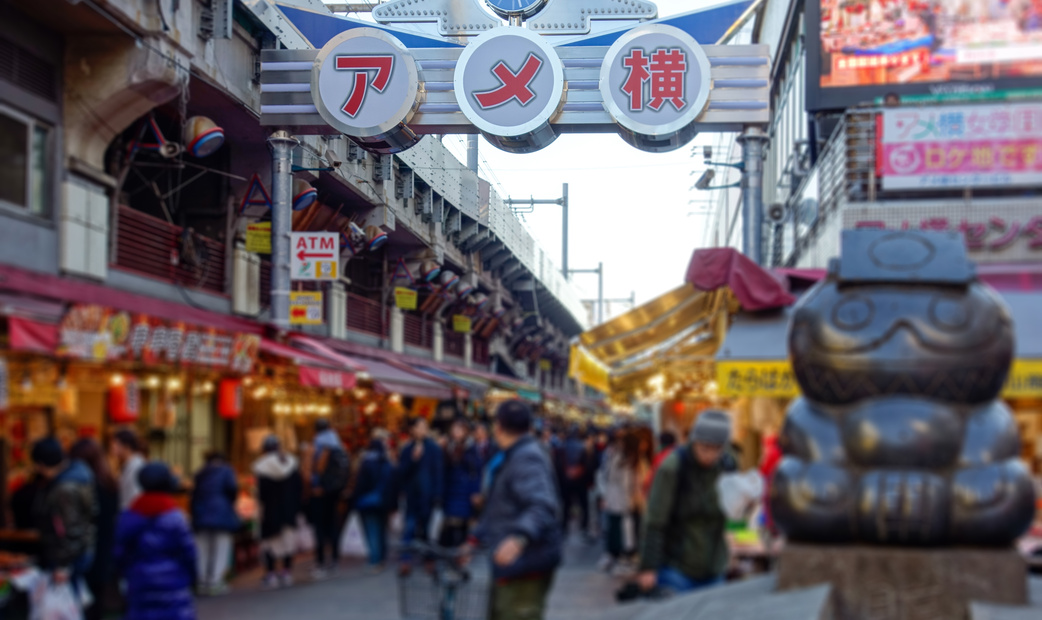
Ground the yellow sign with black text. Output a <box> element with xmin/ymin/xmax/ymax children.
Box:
<box><xmin>452</xmin><ymin>315</ymin><xmax>472</xmax><ymax>334</ymax></box>
<box><xmin>245</xmin><ymin>222</ymin><xmax>271</xmax><ymax>254</ymax></box>
<box><xmin>1002</xmin><ymin>359</ymin><xmax>1042</xmax><ymax>398</ymax></box>
<box><xmin>289</xmin><ymin>291</ymin><xmax>323</xmax><ymax>325</ymax></box>
<box><xmin>394</xmin><ymin>287</ymin><xmax>418</xmax><ymax>310</ymax></box>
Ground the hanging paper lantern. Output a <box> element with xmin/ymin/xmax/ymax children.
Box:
<box><xmin>109</xmin><ymin>376</ymin><xmax>141</xmax><ymax>424</ymax></box>
<box><xmin>292</xmin><ymin>178</ymin><xmax>318</xmax><ymax>211</ymax></box>
<box><xmin>456</xmin><ymin>282</ymin><xmax>475</xmax><ymax>298</ymax></box>
<box><xmin>419</xmin><ymin>260</ymin><xmax>442</xmax><ymax>283</ymax></box>
<box><xmin>366</xmin><ymin>225</ymin><xmax>388</xmax><ymax>251</ymax></box>
<box><xmin>440</xmin><ymin>269</ymin><xmax>459</xmax><ymax>290</ymax></box>
<box><xmin>470</xmin><ymin>293</ymin><xmax>489</xmax><ymax>311</ymax></box>
<box><xmin>184</xmin><ymin>116</ymin><xmax>225</xmax><ymax>158</ymax></box>
<box><xmin>218</xmin><ymin>379</ymin><xmax>243</xmax><ymax>419</ymax></box>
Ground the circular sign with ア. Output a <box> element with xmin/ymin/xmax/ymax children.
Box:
<box><xmin>599</xmin><ymin>24</ymin><xmax>712</xmax><ymax>152</ymax></box>
<box><xmin>312</xmin><ymin>29</ymin><xmax>421</xmax><ymax>150</ymax></box>
<box><xmin>454</xmin><ymin>27</ymin><xmax>565</xmax><ymax>153</ymax></box>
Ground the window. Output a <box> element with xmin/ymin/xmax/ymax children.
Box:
<box><xmin>0</xmin><ymin>104</ymin><xmax>52</xmax><ymax>216</ymax></box>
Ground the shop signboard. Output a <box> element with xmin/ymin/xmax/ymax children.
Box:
<box><xmin>290</xmin><ymin>232</ymin><xmax>339</xmax><ymax>280</ymax></box>
<box><xmin>57</xmin><ymin>305</ymin><xmax>260</xmax><ymax>373</ymax></box>
<box><xmin>452</xmin><ymin>315</ymin><xmax>472</xmax><ymax>334</ymax></box>
<box><xmin>299</xmin><ymin>366</ymin><xmax>357</xmax><ymax>390</ymax></box>
<box><xmin>807</xmin><ymin>0</ymin><xmax>1042</xmax><ymax>111</ymax></box>
<box><xmin>289</xmin><ymin>291</ymin><xmax>324</xmax><ymax>325</ymax></box>
<box><xmin>716</xmin><ymin>360</ymin><xmax>799</xmax><ymax>398</ymax></box>
<box><xmin>245</xmin><ymin>222</ymin><xmax>271</xmax><ymax>254</ymax></box>
<box><xmin>1004</xmin><ymin>360</ymin><xmax>1042</xmax><ymax>398</ymax></box>
<box><xmin>878</xmin><ymin>103</ymin><xmax>1042</xmax><ymax>191</ymax></box>
<box><xmin>394</xmin><ymin>287</ymin><xmax>418</xmax><ymax>310</ymax></box>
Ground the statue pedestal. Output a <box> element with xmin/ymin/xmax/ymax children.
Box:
<box><xmin>777</xmin><ymin>544</ymin><xmax>1028</xmax><ymax>620</ymax></box>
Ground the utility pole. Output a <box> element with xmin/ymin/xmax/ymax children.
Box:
<box><xmin>568</xmin><ymin>263</ymin><xmax>604</xmax><ymax>324</ymax></box>
<box><xmin>584</xmin><ymin>291</ymin><xmax>636</xmax><ymax>318</ymax></box>
<box><xmin>267</xmin><ymin>130</ymin><xmax>299</xmax><ymax>329</ymax></box>
<box><xmin>737</xmin><ymin>126</ymin><xmax>768</xmax><ymax>265</ymax></box>
<box><xmin>505</xmin><ymin>182</ymin><xmax>569</xmax><ymax>278</ymax></box>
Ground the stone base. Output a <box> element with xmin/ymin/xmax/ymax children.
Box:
<box><xmin>631</xmin><ymin>574</ymin><xmax>832</xmax><ymax>620</ymax></box>
<box><xmin>777</xmin><ymin>544</ymin><xmax>1028</xmax><ymax>620</ymax></box>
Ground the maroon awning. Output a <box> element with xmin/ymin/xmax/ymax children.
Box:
<box><xmin>7</xmin><ymin>316</ymin><xmax>59</xmax><ymax>354</ymax></box>
<box><xmin>685</xmin><ymin>248</ymin><xmax>795</xmax><ymax>311</ymax></box>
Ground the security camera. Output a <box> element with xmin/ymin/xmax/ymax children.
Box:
<box><xmin>703</xmin><ymin>146</ymin><xmax>713</xmax><ymax>162</ymax></box>
<box><xmin>694</xmin><ymin>169</ymin><xmax>716</xmax><ymax>190</ymax></box>
<box><xmin>324</xmin><ymin>148</ymin><xmax>342</xmax><ymax>169</ymax></box>
<box><xmin>767</xmin><ymin>202</ymin><xmax>788</xmax><ymax>223</ymax></box>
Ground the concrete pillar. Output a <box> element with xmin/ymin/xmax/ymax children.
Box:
<box><xmin>463</xmin><ymin>333</ymin><xmax>473</xmax><ymax>369</ymax></box>
<box><xmin>329</xmin><ymin>282</ymin><xmax>347</xmax><ymax>340</ymax></box>
<box><xmin>433</xmin><ymin>319</ymin><xmax>445</xmax><ymax>363</ymax></box>
<box><xmin>390</xmin><ymin>307</ymin><xmax>405</xmax><ymax>354</ymax></box>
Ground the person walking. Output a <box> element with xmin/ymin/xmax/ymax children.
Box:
<box><xmin>397</xmin><ymin>417</ymin><xmax>444</xmax><ymax>574</ymax></box>
<box><xmin>440</xmin><ymin>419</ymin><xmax>482</xmax><ymax>549</ymax></box>
<box><xmin>466</xmin><ymin>400</ymin><xmax>562</xmax><ymax>620</ymax></box>
<box><xmin>311</xmin><ymin>419</ymin><xmax>350</xmax><ymax>578</ymax></box>
<box><xmin>596</xmin><ymin>433</ymin><xmax>637</xmax><ymax>574</ymax></box>
<box><xmin>30</xmin><ymin>437</ymin><xmax>96</xmax><ymax>604</ymax></box>
<box><xmin>190</xmin><ymin>452</ymin><xmax>240</xmax><ymax>595</ymax></box>
<box><xmin>112</xmin><ymin>429</ymin><xmax>147</xmax><ymax>509</ymax></box>
<box><xmin>253</xmin><ymin>436</ymin><xmax>303</xmax><ymax>589</ymax></box>
<box><xmin>557</xmin><ymin>428</ymin><xmax>590</xmax><ymax>536</ymax></box>
<box><xmin>114</xmin><ymin>462</ymin><xmax>198</xmax><ymax>620</ymax></box>
<box><xmin>637</xmin><ymin>411</ymin><xmax>732</xmax><ymax>594</ymax></box>
<box><xmin>69</xmin><ymin>438</ymin><xmax>120</xmax><ymax>620</ymax></box>
<box><xmin>350</xmin><ymin>438</ymin><xmax>395</xmax><ymax>572</ymax></box>
<box><xmin>642</xmin><ymin>432</ymin><xmax>677</xmax><ymax>499</ymax></box>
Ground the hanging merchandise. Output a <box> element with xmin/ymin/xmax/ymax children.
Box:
<box><xmin>218</xmin><ymin>379</ymin><xmax>243</xmax><ymax>419</ymax></box>
<box><xmin>108</xmin><ymin>375</ymin><xmax>141</xmax><ymax>423</ymax></box>
<box><xmin>128</xmin><ymin>114</ymin><xmax>182</xmax><ymax>159</ymax></box>
<box><xmin>292</xmin><ymin>178</ymin><xmax>318</xmax><ymax>211</ymax></box>
<box><xmin>183</xmin><ymin>116</ymin><xmax>225</xmax><ymax>158</ymax></box>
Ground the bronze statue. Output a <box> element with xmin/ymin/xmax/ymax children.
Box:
<box><xmin>770</xmin><ymin>230</ymin><xmax>1036</xmax><ymax>545</ymax></box>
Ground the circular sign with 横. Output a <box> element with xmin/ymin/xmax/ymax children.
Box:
<box><xmin>312</xmin><ymin>29</ymin><xmax>422</xmax><ymax>154</ymax></box>
<box><xmin>599</xmin><ymin>24</ymin><xmax>713</xmax><ymax>153</ymax></box>
<box><xmin>454</xmin><ymin>27</ymin><xmax>565</xmax><ymax>154</ymax></box>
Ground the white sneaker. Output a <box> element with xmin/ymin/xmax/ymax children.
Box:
<box><xmin>279</xmin><ymin>572</ymin><xmax>294</xmax><ymax>587</ymax></box>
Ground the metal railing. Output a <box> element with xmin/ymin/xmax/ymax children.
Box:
<box><xmin>114</xmin><ymin>206</ymin><xmax>226</xmax><ymax>295</ymax></box>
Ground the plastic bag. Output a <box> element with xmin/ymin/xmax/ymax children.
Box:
<box><xmin>36</xmin><ymin>581</ymin><xmax>82</xmax><ymax>620</ymax></box>
<box><xmin>389</xmin><ymin>511</ymin><xmax>404</xmax><ymax>536</ymax></box>
<box><xmin>716</xmin><ymin>470</ymin><xmax>765</xmax><ymax>522</ymax></box>
<box><xmin>428</xmin><ymin>508</ymin><xmax>444</xmax><ymax>542</ymax></box>
<box><xmin>295</xmin><ymin>514</ymin><xmax>315</xmax><ymax>552</ymax></box>
<box><xmin>339</xmin><ymin>512</ymin><xmax>368</xmax><ymax>558</ymax></box>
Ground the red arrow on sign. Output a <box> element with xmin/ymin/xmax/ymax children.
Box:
<box><xmin>297</xmin><ymin>250</ymin><xmax>335</xmax><ymax>262</ymax></box>
<box><xmin>291</xmin><ymin>308</ymin><xmax>307</xmax><ymax>318</ymax></box>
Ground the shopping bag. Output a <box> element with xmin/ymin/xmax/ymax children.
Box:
<box><xmin>295</xmin><ymin>514</ymin><xmax>315</xmax><ymax>552</ymax></box>
<box><xmin>339</xmin><ymin>512</ymin><xmax>368</xmax><ymax>558</ymax></box>
<box><xmin>389</xmin><ymin>511</ymin><xmax>404</xmax><ymax>537</ymax></box>
<box><xmin>717</xmin><ymin>471</ymin><xmax>765</xmax><ymax>522</ymax></box>
<box><xmin>35</xmin><ymin>580</ymin><xmax>82</xmax><ymax>620</ymax></box>
<box><xmin>428</xmin><ymin>508</ymin><xmax>444</xmax><ymax>542</ymax></box>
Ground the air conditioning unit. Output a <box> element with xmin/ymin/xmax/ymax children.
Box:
<box><xmin>232</xmin><ymin>244</ymin><xmax>261</xmax><ymax>316</ymax></box>
<box><xmin>61</xmin><ymin>177</ymin><xmax>108</xmax><ymax>280</ymax></box>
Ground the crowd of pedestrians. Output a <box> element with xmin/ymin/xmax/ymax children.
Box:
<box><xmin>8</xmin><ymin>401</ymin><xmax>754</xmax><ymax>620</ymax></box>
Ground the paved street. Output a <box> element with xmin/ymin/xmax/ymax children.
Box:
<box><xmin>198</xmin><ymin>535</ymin><xmax>651</xmax><ymax>620</ymax></box>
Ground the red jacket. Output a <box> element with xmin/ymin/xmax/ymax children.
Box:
<box><xmin>642</xmin><ymin>447</ymin><xmax>675</xmax><ymax>497</ymax></box>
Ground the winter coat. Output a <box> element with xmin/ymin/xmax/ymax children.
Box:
<box><xmin>120</xmin><ymin>454</ymin><xmax>146</xmax><ymax>510</ymax></box>
<box><xmin>442</xmin><ymin>441</ymin><xmax>482</xmax><ymax>520</ymax></box>
<box><xmin>351</xmin><ymin>447</ymin><xmax>395</xmax><ymax>513</ymax></box>
<box><xmin>34</xmin><ymin>460</ymin><xmax>96</xmax><ymax>570</ymax></box>
<box><xmin>558</xmin><ymin>438</ymin><xmax>589</xmax><ymax>485</ymax></box>
<box><xmin>190</xmin><ymin>463</ymin><xmax>239</xmax><ymax>532</ymax></box>
<box><xmin>88</xmin><ymin>482</ymin><xmax>120</xmax><ymax>594</ymax></box>
<box><xmin>597</xmin><ymin>448</ymin><xmax>635</xmax><ymax>515</ymax></box>
<box><xmin>397</xmin><ymin>438</ymin><xmax>444</xmax><ymax>517</ymax></box>
<box><xmin>114</xmin><ymin>493</ymin><xmax>197</xmax><ymax>620</ymax></box>
<box><xmin>253</xmin><ymin>453</ymin><xmax>302</xmax><ymax>540</ymax></box>
<box><xmin>638</xmin><ymin>443</ymin><xmax>727</xmax><ymax>582</ymax></box>
<box><xmin>473</xmin><ymin>436</ymin><xmax>562</xmax><ymax>580</ymax></box>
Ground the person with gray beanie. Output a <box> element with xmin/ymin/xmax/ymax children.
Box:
<box><xmin>636</xmin><ymin>410</ymin><xmax>732</xmax><ymax>594</ymax></box>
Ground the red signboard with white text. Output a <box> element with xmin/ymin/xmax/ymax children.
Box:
<box><xmin>298</xmin><ymin>366</ymin><xmax>357</xmax><ymax>390</ymax></box>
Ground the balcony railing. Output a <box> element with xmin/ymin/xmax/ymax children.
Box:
<box><xmin>403</xmin><ymin>313</ymin><xmax>433</xmax><ymax>350</ymax></box>
<box><xmin>347</xmin><ymin>292</ymin><xmax>387</xmax><ymax>337</ymax></box>
<box><xmin>114</xmin><ymin>206</ymin><xmax>226</xmax><ymax>295</ymax></box>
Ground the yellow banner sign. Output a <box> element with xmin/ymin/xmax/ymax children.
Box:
<box><xmin>717</xmin><ymin>360</ymin><xmax>799</xmax><ymax>398</ymax></box>
<box><xmin>289</xmin><ymin>291</ymin><xmax>323</xmax><ymax>325</ymax></box>
<box><xmin>1003</xmin><ymin>359</ymin><xmax>1042</xmax><ymax>398</ymax></box>
<box><xmin>539</xmin><ymin>359</ymin><xmax>552</xmax><ymax>371</ymax></box>
<box><xmin>245</xmin><ymin>222</ymin><xmax>271</xmax><ymax>254</ymax></box>
<box><xmin>452</xmin><ymin>315</ymin><xmax>472</xmax><ymax>333</ymax></box>
<box><xmin>394</xmin><ymin>287</ymin><xmax>417</xmax><ymax>310</ymax></box>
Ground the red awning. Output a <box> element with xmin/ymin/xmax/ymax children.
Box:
<box><xmin>289</xmin><ymin>335</ymin><xmax>367</xmax><ymax>372</ymax></box>
<box><xmin>7</xmin><ymin>317</ymin><xmax>59</xmax><ymax>354</ymax></box>
<box><xmin>359</xmin><ymin>358</ymin><xmax>454</xmax><ymax>401</ymax></box>
<box><xmin>260</xmin><ymin>339</ymin><xmax>342</xmax><ymax>369</ymax></box>
<box><xmin>298</xmin><ymin>366</ymin><xmax>357</xmax><ymax>390</ymax></box>
<box><xmin>686</xmin><ymin>248</ymin><xmax>795</xmax><ymax>311</ymax></box>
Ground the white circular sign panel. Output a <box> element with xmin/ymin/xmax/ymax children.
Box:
<box><xmin>454</xmin><ymin>27</ymin><xmax>565</xmax><ymax>140</ymax></box>
<box><xmin>312</xmin><ymin>29</ymin><xmax>421</xmax><ymax>141</ymax></box>
<box><xmin>599</xmin><ymin>24</ymin><xmax>713</xmax><ymax>145</ymax></box>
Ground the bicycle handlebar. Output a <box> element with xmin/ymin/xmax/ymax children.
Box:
<box><xmin>395</xmin><ymin>540</ymin><xmax>473</xmax><ymax>560</ymax></box>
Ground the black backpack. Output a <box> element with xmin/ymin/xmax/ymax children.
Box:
<box><xmin>320</xmin><ymin>447</ymin><xmax>351</xmax><ymax>493</ymax></box>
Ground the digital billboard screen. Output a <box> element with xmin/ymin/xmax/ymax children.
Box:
<box><xmin>806</xmin><ymin>0</ymin><xmax>1042</xmax><ymax>111</ymax></box>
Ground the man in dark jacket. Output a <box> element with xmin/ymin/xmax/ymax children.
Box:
<box><xmin>31</xmin><ymin>437</ymin><xmax>96</xmax><ymax>588</ymax></box>
<box><xmin>397</xmin><ymin>417</ymin><xmax>444</xmax><ymax>573</ymax></box>
<box><xmin>190</xmin><ymin>451</ymin><xmax>239</xmax><ymax>595</ymax></box>
<box><xmin>557</xmin><ymin>428</ymin><xmax>590</xmax><ymax>535</ymax></box>
<box><xmin>638</xmin><ymin>410</ymin><xmax>731</xmax><ymax>594</ymax></box>
<box><xmin>468</xmin><ymin>400</ymin><xmax>562</xmax><ymax>620</ymax></box>
<box><xmin>441</xmin><ymin>419</ymin><xmax>482</xmax><ymax>548</ymax></box>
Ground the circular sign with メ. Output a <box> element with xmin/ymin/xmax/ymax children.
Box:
<box><xmin>454</xmin><ymin>26</ymin><xmax>565</xmax><ymax>141</ymax></box>
<box><xmin>312</xmin><ymin>29</ymin><xmax>421</xmax><ymax>141</ymax></box>
<box><xmin>599</xmin><ymin>24</ymin><xmax>712</xmax><ymax>147</ymax></box>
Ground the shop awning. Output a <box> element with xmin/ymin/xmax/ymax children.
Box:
<box><xmin>260</xmin><ymin>339</ymin><xmax>342</xmax><ymax>369</ymax></box>
<box><xmin>687</xmin><ymin>247</ymin><xmax>795</xmax><ymax>311</ymax></box>
<box><xmin>359</xmin><ymin>359</ymin><xmax>454</xmax><ymax>401</ymax></box>
<box><xmin>6</xmin><ymin>316</ymin><xmax>59</xmax><ymax>354</ymax></box>
<box><xmin>413</xmin><ymin>366</ymin><xmax>488</xmax><ymax>399</ymax></box>
<box><xmin>289</xmin><ymin>335</ymin><xmax>367</xmax><ymax>372</ymax></box>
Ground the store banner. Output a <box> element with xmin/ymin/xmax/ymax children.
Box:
<box><xmin>298</xmin><ymin>366</ymin><xmax>357</xmax><ymax>390</ymax></box>
<box><xmin>58</xmin><ymin>304</ymin><xmax>260</xmax><ymax>373</ymax></box>
<box><xmin>452</xmin><ymin>315</ymin><xmax>471</xmax><ymax>334</ymax></box>
<box><xmin>716</xmin><ymin>360</ymin><xmax>799</xmax><ymax>398</ymax></box>
<box><xmin>1003</xmin><ymin>360</ymin><xmax>1042</xmax><ymax>398</ymax></box>
<box><xmin>878</xmin><ymin>103</ymin><xmax>1042</xmax><ymax>191</ymax></box>
<box><xmin>246</xmin><ymin>222</ymin><xmax>272</xmax><ymax>254</ymax></box>
<box><xmin>8</xmin><ymin>317</ymin><xmax>59</xmax><ymax>354</ymax></box>
<box><xmin>394</xmin><ymin>287</ymin><xmax>417</xmax><ymax>310</ymax></box>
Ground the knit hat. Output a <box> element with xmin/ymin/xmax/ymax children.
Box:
<box><xmin>690</xmin><ymin>410</ymin><xmax>732</xmax><ymax>446</ymax></box>
<box><xmin>31</xmin><ymin>437</ymin><xmax>64</xmax><ymax>468</ymax></box>
<box><xmin>262</xmin><ymin>435</ymin><xmax>281</xmax><ymax>453</ymax></box>
<box><xmin>138</xmin><ymin>462</ymin><xmax>179</xmax><ymax>493</ymax></box>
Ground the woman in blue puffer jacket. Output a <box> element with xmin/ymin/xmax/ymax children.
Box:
<box><xmin>115</xmin><ymin>462</ymin><xmax>198</xmax><ymax>620</ymax></box>
<box><xmin>440</xmin><ymin>419</ymin><xmax>483</xmax><ymax>548</ymax></box>
<box><xmin>190</xmin><ymin>452</ymin><xmax>239</xmax><ymax>595</ymax></box>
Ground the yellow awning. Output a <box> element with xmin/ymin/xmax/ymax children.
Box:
<box><xmin>568</xmin><ymin>344</ymin><xmax>611</xmax><ymax>394</ymax></box>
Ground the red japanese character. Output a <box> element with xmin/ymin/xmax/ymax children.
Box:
<box><xmin>1022</xmin><ymin>216</ymin><xmax>1042</xmax><ymax>249</ymax></box>
<box><xmin>621</xmin><ymin>49</ymin><xmax>651</xmax><ymax>112</ymax></box>
<box><xmin>919</xmin><ymin>217</ymin><xmax>950</xmax><ymax>232</ymax></box>
<box><xmin>989</xmin><ymin>217</ymin><xmax>1021</xmax><ymax>251</ymax></box>
<box><xmin>335</xmin><ymin>55</ymin><xmax>394</xmax><ymax>117</ymax></box>
<box><xmin>959</xmin><ymin>220</ymin><xmax>987</xmax><ymax>250</ymax></box>
<box><xmin>648</xmin><ymin>49</ymin><xmax>687</xmax><ymax>111</ymax></box>
<box><xmin>474</xmin><ymin>53</ymin><xmax>543</xmax><ymax>109</ymax></box>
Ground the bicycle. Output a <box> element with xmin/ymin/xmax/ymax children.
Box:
<box><xmin>396</xmin><ymin>541</ymin><xmax>490</xmax><ymax>620</ymax></box>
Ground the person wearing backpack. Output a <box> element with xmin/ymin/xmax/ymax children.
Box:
<box><xmin>351</xmin><ymin>438</ymin><xmax>395</xmax><ymax>571</ymax></box>
<box><xmin>637</xmin><ymin>411</ymin><xmax>731</xmax><ymax>595</ymax></box>
<box><xmin>311</xmin><ymin>418</ymin><xmax>350</xmax><ymax>578</ymax></box>
<box><xmin>558</xmin><ymin>428</ymin><xmax>590</xmax><ymax>535</ymax></box>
